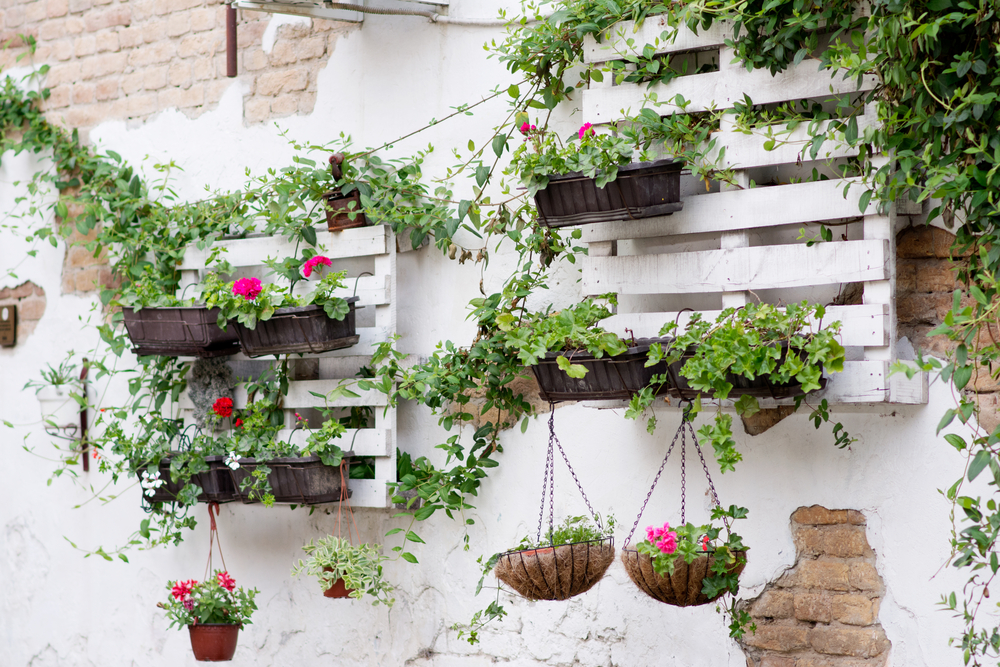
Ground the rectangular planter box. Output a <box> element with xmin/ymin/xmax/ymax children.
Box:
<box><xmin>532</xmin><ymin>337</ymin><xmax>673</xmax><ymax>402</ymax></box>
<box><xmin>663</xmin><ymin>345</ymin><xmax>825</xmax><ymax>400</ymax></box>
<box><xmin>122</xmin><ymin>306</ymin><xmax>240</xmax><ymax>358</ymax></box>
<box><xmin>534</xmin><ymin>158</ymin><xmax>683</xmax><ymax>228</ymax></box>
<box><xmin>226</xmin><ymin>456</ymin><xmax>351</xmax><ymax>505</ymax></box>
<box><xmin>232</xmin><ymin>297</ymin><xmax>360</xmax><ymax>358</ymax></box>
<box><xmin>324</xmin><ymin>190</ymin><xmax>367</xmax><ymax>231</ymax></box>
<box><xmin>144</xmin><ymin>455</ymin><xmax>237</xmax><ymax>505</ymax></box>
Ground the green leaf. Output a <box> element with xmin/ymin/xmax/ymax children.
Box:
<box><xmin>733</xmin><ymin>395</ymin><xmax>760</xmax><ymax>418</ymax></box>
<box><xmin>944</xmin><ymin>433</ymin><xmax>967</xmax><ymax>451</ymax></box>
<box><xmin>301</xmin><ymin>224</ymin><xmax>317</xmax><ymax>247</ymax></box>
<box><xmin>507</xmin><ymin>84</ymin><xmax>520</xmax><ymax>98</ymax></box>
<box><xmin>401</xmin><ymin>552</ymin><xmax>419</xmax><ymax>564</ymax></box>
<box><xmin>405</xmin><ymin>531</ymin><xmax>426</xmax><ymax>544</ymax></box>
<box><xmin>969</xmin><ymin>450</ymin><xmax>991</xmax><ymax>482</ymax></box>
<box><xmin>492</xmin><ymin>134</ymin><xmax>507</xmax><ymax>158</ymax></box>
<box><xmin>858</xmin><ymin>190</ymin><xmax>872</xmax><ymax>213</ymax></box>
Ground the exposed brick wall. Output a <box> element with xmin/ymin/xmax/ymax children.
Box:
<box><xmin>739</xmin><ymin>506</ymin><xmax>891</xmax><ymax>667</ymax></box>
<box><xmin>0</xmin><ymin>280</ymin><xmax>46</xmax><ymax>339</ymax></box>
<box><xmin>0</xmin><ymin>0</ymin><xmax>354</xmax><ymax>130</ymax></box>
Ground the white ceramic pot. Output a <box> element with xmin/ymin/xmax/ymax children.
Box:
<box><xmin>37</xmin><ymin>385</ymin><xmax>81</xmax><ymax>436</ymax></box>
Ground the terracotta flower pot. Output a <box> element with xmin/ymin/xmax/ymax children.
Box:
<box><xmin>188</xmin><ymin>623</ymin><xmax>240</xmax><ymax>662</ymax></box>
<box><xmin>322</xmin><ymin>570</ymin><xmax>356</xmax><ymax>598</ymax></box>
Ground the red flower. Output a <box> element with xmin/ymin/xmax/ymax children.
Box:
<box><xmin>217</xmin><ymin>571</ymin><xmax>236</xmax><ymax>592</ymax></box>
<box><xmin>172</xmin><ymin>579</ymin><xmax>197</xmax><ymax>601</ymax></box>
<box><xmin>212</xmin><ymin>397</ymin><xmax>233</xmax><ymax>418</ymax></box>
<box><xmin>234</xmin><ymin>418</ymin><xmax>243</xmax><ymax>428</ymax></box>
<box><xmin>702</xmin><ymin>535</ymin><xmax>710</xmax><ymax>552</ymax></box>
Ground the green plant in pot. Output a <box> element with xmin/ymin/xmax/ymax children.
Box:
<box><xmin>158</xmin><ymin>570</ymin><xmax>258</xmax><ymax>662</ymax></box>
<box><xmin>292</xmin><ymin>536</ymin><xmax>395</xmax><ymax>606</ymax></box>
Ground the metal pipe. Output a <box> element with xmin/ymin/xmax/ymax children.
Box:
<box><xmin>226</xmin><ymin>5</ymin><xmax>238</xmax><ymax>78</ymax></box>
<box><xmin>79</xmin><ymin>358</ymin><xmax>89</xmax><ymax>472</ymax></box>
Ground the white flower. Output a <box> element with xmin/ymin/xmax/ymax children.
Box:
<box><xmin>224</xmin><ymin>451</ymin><xmax>241</xmax><ymax>470</ymax></box>
<box><xmin>140</xmin><ymin>470</ymin><xmax>164</xmax><ymax>497</ymax></box>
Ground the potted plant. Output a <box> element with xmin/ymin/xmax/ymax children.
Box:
<box><xmin>292</xmin><ymin>536</ymin><xmax>395</xmax><ymax>606</ymax></box>
<box><xmin>510</xmin><ymin>118</ymin><xmax>683</xmax><ymax>227</ymax></box>
<box><xmin>117</xmin><ymin>267</ymin><xmax>240</xmax><ymax>358</ymax></box>
<box><xmin>494</xmin><ymin>514</ymin><xmax>616</xmax><ymax>601</ymax></box>
<box><xmin>158</xmin><ymin>570</ymin><xmax>258</xmax><ymax>662</ymax></box>
<box><xmin>324</xmin><ymin>153</ymin><xmax>368</xmax><ymax>231</ymax></box>
<box><xmin>220</xmin><ymin>399</ymin><xmax>350</xmax><ymax>505</ymax></box>
<box><xmin>499</xmin><ymin>296</ymin><xmax>673</xmax><ymax>401</ymax></box>
<box><xmin>27</xmin><ymin>360</ymin><xmax>83</xmax><ymax>436</ymax></box>
<box><xmin>621</xmin><ymin>505</ymin><xmax>751</xmax><ymax>636</ymax></box>
<box><xmin>202</xmin><ymin>255</ymin><xmax>359</xmax><ymax>358</ymax></box>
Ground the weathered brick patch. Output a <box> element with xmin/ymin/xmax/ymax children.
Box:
<box><xmin>738</xmin><ymin>505</ymin><xmax>890</xmax><ymax>667</ymax></box>
<box><xmin>0</xmin><ymin>280</ymin><xmax>46</xmax><ymax>340</ymax></box>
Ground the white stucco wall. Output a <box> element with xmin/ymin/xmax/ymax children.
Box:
<box><xmin>0</xmin><ymin>5</ymin><xmax>974</xmax><ymax>666</ymax></box>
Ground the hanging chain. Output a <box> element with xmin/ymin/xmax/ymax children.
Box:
<box><xmin>535</xmin><ymin>406</ymin><xmax>557</xmax><ymax>544</ymax></box>
<box><xmin>680</xmin><ymin>422</ymin><xmax>687</xmax><ymax>525</ymax></box>
<box><xmin>624</xmin><ymin>421</ymin><xmax>683</xmax><ymax>547</ymax></box>
<box><xmin>552</xmin><ymin>431</ymin><xmax>598</xmax><ymax>526</ymax></box>
<box><xmin>687</xmin><ymin>420</ymin><xmax>730</xmax><ymax>531</ymax></box>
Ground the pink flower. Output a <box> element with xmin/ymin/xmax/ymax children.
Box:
<box><xmin>657</xmin><ymin>532</ymin><xmax>678</xmax><ymax>554</ymax></box>
<box><xmin>183</xmin><ymin>599</ymin><xmax>194</xmax><ymax>611</ymax></box>
<box><xmin>519</xmin><ymin>122</ymin><xmax>536</xmax><ymax>135</ymax></box>
<box><xmin>232</xmin><ymin>277</ymin><xmax>262</xmax><ymax>301</ymax></box>
<box><xmin>578</xmin><ymin>122</ymin><xmax>595</xmax><ymax>139</ymax></box>
<box><xmin>301</xmin><ymin>255</ymin><xmax>332</xmax><ymax>278</ymax></box>
<box><xmin>217</xmin><ymin>571</ymin><xmax>236</xmax><ymax>592</ymax></box>
<box><xmin>171</xmin><ymin>580</ymin><xmax>197</xmax><ymax>601</ymax></box>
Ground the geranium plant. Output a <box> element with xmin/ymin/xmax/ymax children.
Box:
<box><xmin>158</xmin><ymin>570</ymin><xmax>259</xmax><ymax>629</ymax></box>
<box><xmin>292</xmin><ymin>536</ymin><xmax>394</xmax><ymax>607</ymax></box>
<box><xmin>509</xmin><ymin>118</ymin><xmax>642</xmax><ymax>196</ymax></box>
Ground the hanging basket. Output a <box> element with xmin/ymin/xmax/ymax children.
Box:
<box><xmin>621</xmin><ymin>548</ymin><xmax>747</xmax><ymax>607</ymax></box>
<box><xmin>122</xmin><ymin>306</ymin><xmax>240</xmax><ymax>358</ymax></box>
<box><xmin>322</xmin><ymin>571</ymin><xmax>356</xmax><ymax>599</ymax></box>
<box><xmin>532</xmin><ymin>337</ymin><xmax>673</xmax><ymax>401</ymax></box>
<box><xmin>495</xmin><ymin>538</ymin><xmax>615</xmax><ymax>601</ymax></box>
<box><xmin>188</xmin><ymin>623</ymin><xmax>241</xmax><ymax>662</ymax></box>
<box><xmin>534</xmin><ymin>158</ymin><xmax>684</xmax><ymax>228</ymax></box>
<box><xmin>144</xmin><ymin>456</ymin><xmax>238</xmax><ymax>506</ymax></box>
<box><xmin>231</xmin><ymin>298</ymin><xmax>360</xmax><ymax>358</ymax></box>
<box><xmin>227</xmin><ymin>456</ymin><xmax>352</xmax><ymax>504</ymax></box>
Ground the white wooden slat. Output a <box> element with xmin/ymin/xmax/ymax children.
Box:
<box><xmin>179</xmin><ymin>225</ymin><xmax>389</xmax><ymax>270</ymax></box>
<box><xmin>233</xmin><ymin>1</ymin><xmax>364</xmax><ymax>22</ymax></box>
<box><xmin>888</xmin><ymin>361</ymin><xmax>929</xmax><ymax>405</ymax></box>
<box><xmin>580</xmin><ymin>178</ymin><xmax>872</xmax><ymax>243</ymax></box>
<box><xmin>711</xmin><ymin>112</ymin><xmax>877</xmax><ymax>169</ymax></box>
<box><xmin>178</xmin><ymin>380</ymin><xmax>388</xmax><ymax>412</ymax></box>
<box><xmin>584</xmin><ymin>16</ymin><xmax>731</xmax><ymax>63</ymax></box>
<box><xmin>277</xmin><ymin>428</ymin><xmax>390</xmax><ymax>457</ymax></box>
<box><xmin>345</xmin><ymin>479</ymin><xmax>389</xmax><ymax>508</ymax></box>
<box><xmin>583</xmin><ymin>239</ymin><xmax>888</xmax><ymax>295</ymax></box>
<box><xmin>330</xmin><ymin>274</ymin><xmax>390</xmax><ymax>306</ymax></box>
<box><xmin>603</xmin><ymin>304</ymin><xmax>888</xmax><ymax>348</ymax></box>
<box><xmin>583</xmin><ymin>60</ymin><xmax>878</xmax><ymax>124</ymax></box>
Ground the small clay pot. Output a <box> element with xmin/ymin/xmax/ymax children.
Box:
<box><xmin>323</xmin><ymin>576</ymin><xmax>356</xmax><ymax>599</ymax></box>
<box><xmin>188</xmin><ymin>623</ymin><xmax>240</xmax><ymax>662</ymax></box>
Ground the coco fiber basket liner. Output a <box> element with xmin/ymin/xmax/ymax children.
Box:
<box><xmin>494</xmin><ymin>538</ymin><xmax>615</xmax><ymax>601</ymax></box>
<box><xmin>621</xmin><ymin>548</ymin><xmax>747</xmax><ymax>607</ymax></box>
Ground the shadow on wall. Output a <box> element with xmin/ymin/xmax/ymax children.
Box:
<box><xmin>738</xmin><ymin>505</ymin><xmax>891</xmax><ymax>666</ymax></box>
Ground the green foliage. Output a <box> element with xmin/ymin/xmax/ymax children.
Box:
<box><xmin>513</xmin><ymin>513</ymin><xmax>615</xmax><ymax>551</ymax></box>
<box><xmin>291</xmin><ymin>536</ymin><xmax>394</xmax><ymax>607</ymax></box>
<box><xmin>159</xmin><ymin>571</ymin><xmax>258</xmax><ymax>629</ymax></box>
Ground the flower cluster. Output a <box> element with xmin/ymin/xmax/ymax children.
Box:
<box><xmin>300</xmin><ymin>255</ymin><xmax>332</xmax><ymax>278</ymax></box>
<box><xmin>578</xmin><ymin>122</ymin><xmax>595</xmax><ymax>139</ymax></box>
<box><xmin>140</xmin><ymin>469</ymin><xmax>165</xmax><ymax>498</ymax></box>
<box><xmin>645</xmin><ymin>522</ymin><xmax>678</xmax><ymax>554</ymax></box>
<box><xmin>232</xmin><ymin>277</ymin><xmax>263</xmax><ymax>301</ymax></box>
<box><xmin>212</xmin><ymin>397</ymin><xmax>233</xmax><ymax>418</ymax></box>
<box><xmin>217</xmin><ymin>571</ymin><xmax>236</xmax><ymax>592</ymax></box>
<box><xmin>519</xmin><ymin>121</ymin><xmax>537</xmax><ymax>134</ymax></box>
<box><xmin>159</xmin><ymin>570</ymin><xmax>258</xmax><ymax>630</ymax></box>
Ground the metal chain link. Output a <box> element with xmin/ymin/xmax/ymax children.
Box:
<box><xmin>553</xmin><ymin>429</ymin><xmax>597</xmax><ymax>525</ymax></box>
<box><xmin>680</xmin><ymin>422</ymin><xmax>687</xmax><ymax>525</ymax></box>
<box><xmin>623</xmin><ymin>422</ymin><xmax>683</xmax><ymax>547</ymax></box>
<box><xmin>687</xmin><ymin>420</ymin><xmax>730</xmax><ymax>531</ymax></box>
<box><xmin>536</xmin><ymin>406</ymin><xmax>556</xmax><ymax>544</ymax></box>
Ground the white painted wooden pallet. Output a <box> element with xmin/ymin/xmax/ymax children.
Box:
<box><xmin>577</xmin><ymin>16</ymin><xmax>926</xmax><ymax>406</ymax></box>
<box><xmin>177</xmin><ymin>224</ymin><xmax>398</xmax><ymax>507</ymax></box>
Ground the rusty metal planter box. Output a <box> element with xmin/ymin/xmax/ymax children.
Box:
<box><xmin>532</xmin><ymin>337</ymin><xmax>673</xmax><ymax>402</ymax></box>
<box><xmin>122</xmin><ymin>306</ymin><xmax>240</xmax><ymax>357</ymax></box>
<box><xmin>231</xmin><ymin>297</ymin><xmax>360</xmax><ymax>358</ymax></box>
<box><xmin>534</xmin><ymin>159</ymin><xmax>683</xmax><ymax>228</ymax></box>
<box><xmin>227</xmin><ymin>456</ymin><xmax>351</xmax><ymax>504</ymax></box>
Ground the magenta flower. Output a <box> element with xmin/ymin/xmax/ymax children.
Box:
<box><xmin>578</xmin><ymin>122</ymin><xmax>595</xmax><ymax>139</ymax></box>
<box><xmin>171</xmin><ymin>579</ymin><xmax>196</xmax><ymax>601</ymax></box>
<box><xmin>519</xmin><ymin>122</ymin><xmax>537</xmax><ymax>135</ymax></box>
<box><xmin>301</xmin><ymin>255</ymin><xmax>333</xmax><ymax>278</ymax></box>
<box><xmin>216</xmin><ymin>571</ymin><xmax>236</xmax><ymax>592</ymax></box>
<box><xmin>232</xmin><ymin>277</ymin><xmax>262</xmax><ymax>301</ymax></box>
<box><xmin>656</xmin><ymin>532</ymin><xmax>678</xmax><ymax>554</ymax></box>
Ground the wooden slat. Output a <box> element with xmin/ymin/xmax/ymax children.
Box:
<box><xmin>330</xmin><ymin>274</ymin><xmax>390</xmax><ymax>306</ymax></box>
<box><xmin>888</xmin><ymin>361</ymin><xmax>929</xmax><ymax>405</ymax></box>
<box><xmin>604</xmin><ymin>304</ymin><xmax>888</xmax><ymax>348</ymax></box>
<box><xmin>178</xmin><ymin>380</ymin><xmax>388</xmax><ymax>411</ymax></box>
<box><xmin>179</xmin><ymin>225</ymin><xmax>389</xmax><ymax>270</ymax></box>
<box><xmin>278</xmin><ymin>428</ymin><xmax>390</xmax><ymax>457</ymax></box>
<box><xmin>583</xmin><ymin>239</ymin><xmax>888</xmax><ymax>295</ymax></box>
<box><xmin>580</xmin><ymin>178</ymin><xmax>871</xmax><ymax>243</ymax></box>
<box><xmin>583</xmin><ymin>60</ymin><xmax>878</xmax><ymax>124</ymax></box>
<box><xmin>345</xmin><ymin>479</ymin><xmax>389</xmax><ymax>508</ymax></box>
<box><xmin>584</xmin><ymin>16</ymin><xmax>731</xmax><ymax>63</ymax></box>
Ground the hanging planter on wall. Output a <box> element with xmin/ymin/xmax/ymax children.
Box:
<box><xmin>145</xmin><ymin>455</ymin><xmax>239</xmax><ymax>506</ymax></box>
<box><xmin>619</xmin><ymin>414</ymin><xmax>750</xmax><ymax>632</ymax></box>
<box><xmin>532</xmin><ymin>337</ymin><xmax>673</xmax><ymax>401</ymax></box>
<box><xmin>324</xmin><ymin>154</ymin><xmax>368</xmax><ymax>232</ymax></box>
<box><xmin>231</xmin><ymin>298</ymin><xmax>360</xmax><ymax>358</ymax></box>
<box><xmin>227</xmin><ymin>455</ymin><xmax>352</xmax><ymax>504</ymax></box>
<box><xmin>122</xmin><ymin>306</ymin><xmax>240</xmax><ymax>357</ymax></box>
<box><xmin>534</xmin><ymin>158</ymin><xmax>683</xmax><ymax>228</ymax></box>
<box><xmin>493</xmin><ymin>407</ymin><xmax>615</xmax><ymax>601</ymax></box>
